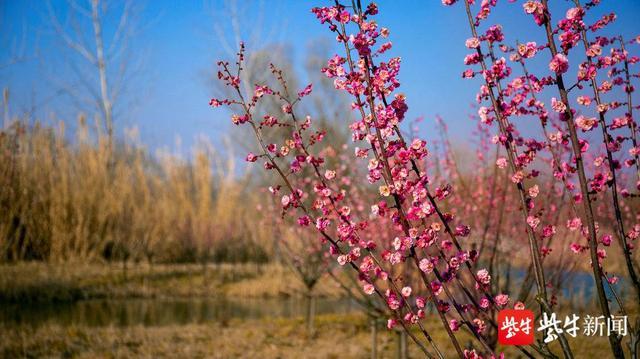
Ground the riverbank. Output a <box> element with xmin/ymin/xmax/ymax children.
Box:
<box><xmin>1</xmin><ymin>313</ymin><xmax>619</xmax><ymax>358</ymax></box>
<box><xmin>0</xmin><ymin>263</ymin><xmax>626</xmax><ymax>357</ymax></box>
<box><xmin>0</xmin><ymin>262</ymin><xmax>342</xmax><ymax>303</ymax></box>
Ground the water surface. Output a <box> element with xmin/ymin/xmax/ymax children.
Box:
<box><xmin>1</xmin><ymin>297</ymin><xmax>359</xmax><ymax>328</ymax></box>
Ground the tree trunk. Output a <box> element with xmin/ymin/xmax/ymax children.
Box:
<box><xmin>305</xmin><ymin>288</ymin><xmax>316</xmax><ymax>336</ymax></box>
<box><xmin>122</xmin><ymin>258</ymin><xmax>127</xmax><ymax>281</ymax></box>
<box><xmin>371</xmin><ymin>318</ymin><xmax>378</xmax><ymax>359</ymax></box>
<box><xmin>395</xmin><ymin>329</ymin><xmax>408</xmax><ymax>359</ymax></box>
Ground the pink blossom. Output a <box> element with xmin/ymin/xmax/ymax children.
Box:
<box><xmin>476</xmin><ymin>269</ymin><xmax>491</xmax><ymax>285</ymax></box>
<box><xmin>465</xmin><ymin>37</ymin><xmax>480</xmax><ymax>49</ymax></box>
<box><xmin>245</xmin><ymin>152</ymin><xmax>258</xmax><ymax>162</ymax></box>
<box><xmin>586</xmin><ymin>44</ymin><xmax>602</xmax><ymax>57</ymax></box>
<box><xmin>549</xmin><ymin>53</ymin><xmax>569</xmax><ymax>74</ymax></box>
<box><xmin>401</xmin><ymin>286</ymin><xmax>412</xmax><ymax>297</ymax></box>
<box><xmin>363</xmin><ymin>283</ymin><xmax>375</xmax><ymax>295</ymax></box>
<box><xmin>297</xmin><ymin>216</ymin><xmax>310</xmax><ymax>226</ymax></box>
<box><xmin>601</xmin><ymin>234</ymin><xmax>613</xmax><ymax>246</ymax></box>
<box><xmin>324</xmin><ymin>169</ymin><xmax>336</xmax><ymax>180</ymax></box>
<box><xmin>567</xmin><ymin>217</ymin><xmax>582</xmax><ymax>231</ymax></box>
<box><xmin>419</xmin><ymin>258</ymin><xmax>434</xmax><ymax>273</ymax></box>
<box><xmin>551</xmin><ymin>97</ymin><xmax>567</xmax><ymax>113</ymax></box>
<box><xmin>386</xmin><ymin>292</ymin><xmax>401</xmax><ymax>310</ymax></box>
<box><xmin>523</xmin><ymin>1</ymin><xmax>543</xmax><ymax>14</ymax></box>
<box><xmin>479</xmin><ymin>297</ymin><xmax>490</xmax><ymax>309</ymax></box>
<box><xmin>517</xmin><ymin>42</ymin><xmax>538</xmax><ymax>58</ymax></box>
<box><xmin>450</xmin><ymin>319</ymin><xmax>461</xmax><ymax>331</ymax></box>
<box><xmin>511</xmin><ymin>171</ymin><xmax>525</xmax><ymax>184</ymax></box>
<box><xmin>575</xmin><ymin>116</ymin><xmax>597</xmax><ymax>132</ymax></box>
<box><xmin>495</xmin><ymin>294</ymin><xmax>510</xmax><ymax>307</ymax></box>
<box><xmin>473</xmin><ymin>318</ymin><xmax>486</xmax><ymax>334</ymax></box>
<box><xmin>281</xmin><ymin>195</ymin><xmax>291</xmax><ymax>207</ymax></box>
<box><xmin>577</xmin><ymin>96</ymin><xmax>592</xmax><ymax>106</ymax></box>
<box><xmin>297</xmin><ymin>84</ymin><xmax>313</xmax><ymax>98</ymax></box>
<box><xmin>565</xmin><ymin>7</ymin><xmax>583</xmax><ymax>21</ymax></box>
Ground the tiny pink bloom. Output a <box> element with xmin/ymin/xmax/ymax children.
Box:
<box><xmin>281</xmin><ymin>195</ymin><xmax>290</xmax><ymax>207</ymax></box>
<box><xmin>297</xmin><ymin>83</ymin><xmax>313</xmax><ymax>98</ymax></box>
<box><xmin>565</xmin><ymin>7</ymin><xmax>583</xmax><ymax>21</ymax></box>
<box><xmin>586</xmin><ymin>44</ymin><xmax>602</xmax><ymax>57</ymax></box>
<box><xmin>551</xmin><ymin>97</ymin><xmax>567</xmax><ymax>113</ymax></box>
<box><xmin>363</xmin><ymin>283</ymin><xmax>375</xmax><ymax>295</ymax></box>
<box><xmin>476</xmin><ymin>269</ymin><xmax>491</xmax><ymax>285</ymax></box>
<box><xmin>511</xmin><ymin>171</ymin><xmax>525</xmax><ymax>184</ymax></box>
<box><xmin>401</xmin><ymin>286</ymin><xmax>412</xmax><ymax>297</ymax></box>
<box><xmin>324</xmin><ymin>169</ymin><xmax>336</xmax><ymax>180</ymax></box>
<box><xmin>245</xmin><ymin>152</ymin><xmax>258</xmax><ymax>162</ymax></box>
<box><xmin>549</xmin><ymin>53</ymin><xmax>569</xmax><ymax>74</ymax></box>
<box><xmin>297</xmin><ymin>216</ymin><xmax>310</xmax><ymax>226</ymax></box>
<box><xmin>601</xmin><ymin>234</ymin><xmax>613</xmax><ymax>246</ymax></box>
<box><xmin>474</xmin><ymin>318</ymin><xmax>486</xmax><ymax>334</ymax></box>
<box><xmin>570</xmin><ymin>243</ymin><xmax>584</xmax><ymax>254</ymax></box>
<box><xmin>567</xmin><ymin>217</ymin><xmax>582</xmax><ymax>231</ymax></box>
<box><xmin>450</xmin><ymin>319</ymin><xmax>460</xmax><ymax>331</ymax></box>
<box><xmin>577</xmin><ymin>96</ymin><xmax>592</xmax><ymax>106</ymax></box>
<box><xmin>419</xmin><ymin>258</ymin><xmax>434</xmax><ymax>273</ymax></box>
<box><xmin>495</xmin><ymin>294</ymin><xmax>510</xmax><ymax>307</ymax></box>
<box><xmin>523</xmin><ymin>1</ymin><xmax>542</xmax><ymax>14</ymax></box>
<box><xmin>575</xmin><ymin>115</ymin><xmax>597</xmax><ymax>132</ymax></box>
<box><xmin>480</xmin><ymin>297</ymin><xmax>490</xmax><ymax>309</ymax></box>
<box><xmin>517</xmin><ymin>42</ymin><xmax>538</xmax><ymax>58</ymax></box>
<box><xmin>465</xmin><ymin>37</ymin><xmax>480</xmax><ymax>49</ymax></box>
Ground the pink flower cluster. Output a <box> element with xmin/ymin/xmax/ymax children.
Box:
<box><xmin>209</xmin><ymin>1</ymin><xmax>640</xmax><ymax>357</ymax></box>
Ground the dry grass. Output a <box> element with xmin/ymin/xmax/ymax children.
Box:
<box><xmin>0</xmin><ymin>314</ymin><xmax>617</xmax><ymax>359</ymax></box>
<box><xmin>223</xmin><ymin>264</ymin><xmax>343</xmax><ymax>298</ymax></box>
<box><xmin>0</xmin><ymin>262</ymin><xmax>343</xmax><ymax>303</ymax></box>
<box><xmin>0</xmin><ymin>119</ymin><xmax>271</xmax><ymax>263</ymax></box>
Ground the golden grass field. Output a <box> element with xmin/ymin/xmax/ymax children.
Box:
<box><xmin>1</xmin><ymin>311</ymin><xmax>622</xmax><ymax>358</ymax></box>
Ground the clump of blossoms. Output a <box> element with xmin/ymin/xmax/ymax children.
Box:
<box><xmin>444</xmin><ymin>0</ymin><xmax>640</xmax><ymax>357</ymax></box>
<box><xmin>311</xmin><ymin>2</ymin><xmax>520</xmax><ymax>358</ymax></box>
<box><xmin>210</xmin><ymin>3</ymin><xmax>519</xmax><ymax>358</ymax></box>
<box><xmin>211</xmin><ymin>43</ymin><xmax>462</xmax><ymax>358</ymax></box>
<box><xmin>209</xmin><ymin>1</ymin><xmax>640</xmax><ymax>358</ymax></box>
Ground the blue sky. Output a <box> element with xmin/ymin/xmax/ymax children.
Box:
<box><xmin>1</xmin><ymin>0</ymin><xmax>639</xmax><ymax>155</ymax></box>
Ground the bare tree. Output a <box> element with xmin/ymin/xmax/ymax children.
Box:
<box><xmin>46</xmin><ymin>0</ymin><xmax>144</xmax><ymax>153</ymax></box>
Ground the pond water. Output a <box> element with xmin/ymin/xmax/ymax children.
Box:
<box><xmin>1</xmin><ymin>297</ymin><xmax>360</xmax><ymax>328</ymax></box>
<box><xmin>1</xmin><ymin>270</ymin><xmax>625</xmax><ymax>328</ymax></box>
